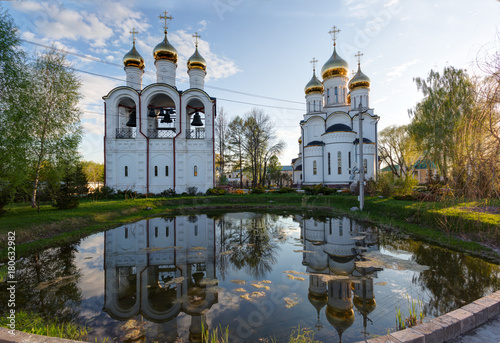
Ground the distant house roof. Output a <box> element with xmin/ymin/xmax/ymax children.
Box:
<box><xmin>353</xmin><ymin>138</ymin><xmax>373</xmax><ymax>144</ymax></box>
<box><xmin>281</xmin><ymin>165</ymin><xmax>293</xmax><ymax>172</ymax></box>
<box><xmin>305</xmin><ymin>140</ymin><xmax>325</xmax><ymax>147</ymax></box>
<box><xmin>326</xmin><ymin>123</ymin><xmax>353</xmax><ymax>133</ymax></box>
<box><xmin>381</xmin><ymin>165</ymin><xmax>399</xmax><ymax>172</ymax></box>
<box><xmin>414</xmin><ymin>160</ymin><xmax>436</xmax><ymax>170</ymax></box>
<box><xmin>291</xmin><ymin>158</ymin><xmax>298</xmax><ymax>164</ymax></box>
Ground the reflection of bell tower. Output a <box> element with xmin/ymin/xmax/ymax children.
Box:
<box><xmin>326</xmin><ymin>278</ymin><xmax>355</xmax><ymax>342</ymax></box>
<box><xmin>308</xmin><ymin>274</ymin><xmax>328</xmax><ymax>330</ymax></box>
<box><xmin>353</xmin><ymin>277</ymin><xmax>376</xmax><ymax>336</ymax></box>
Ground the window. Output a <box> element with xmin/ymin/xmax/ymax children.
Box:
<box><xmin>353</xmin><ymin>97</ymin><xmax>356</xmax><ymax>108</ymax></box>
<box><xmin>125</xmin><ymin>228</ymin><xmax>128</xmax><ymax>239</ymax></box>
<box><xmin>327</xmin><ymin>89</ymin><xmax>330</xmax><ymax>103</ymax></box>
<box><xmin>154</xmin><ymin>166</ymin><xmax>158</xmax><ymax>177</ymax></box>
<box><xmin>313</xmin><ymin>160</ymin><xmax>317</xmax><ymax>175</ymax></box>
<box><xmin>364</xmin><ymin>159</ymin><xmax>367</xmax><ymax>173</ymax></box>
<box><xmin>308</xmin><ymin>101</ymin><xmax>311</xmax><ymax>113</ymax></box>
<box><xmin>155</xmin><ymin>227</ymin><xmax>158</xmax><ymax>238</ymax></box>
<box><xmin>194</xmin><ymin>225</ymin><xmax>198</xmax><ymax>236</ymax></box>
<box><xmin>339</xmin><ymin>219</ymin><xmax>343</xmax><ymax>236</ymax></box>
<box><xmin>338</xmin><ymin>151</ymin><xmax>342</xmax><ymax>174</ymax></box>
<box><xmin>165</xmin><ymin>166</ymin><xmax>169</xmax><ymax>176</ymax></box>
<box><xmin>125</xmin><ymin>166</ymin><xmax>128</xmax><ymax>177</ymax></box>
<box><xmin>343</xmin><ymin>88</ymin><xmax>346</xmax><ymax>102</ymax></box>
<box><xmin>328</xmin><ymin>153</ymin><xmax>331</xmax><ymax>175</ymax></box>
<box><xmin>194</xmin><ymin>165</ymin><xmax>198</xmax><ymax>176</ymax></box>
<box><xmin>348</xmin><ymin>152</ymin><xmax>351</xmax><ymax>174</ymax></box>
<box><xmin>166</xmin><ymin>227</ymin><xmax>169</xmax><ymax>237</ymax></box>
<box><xmin>335</xmin><ymin>87</ymin><xmax>338</xmax><ymax>103</ymax></box>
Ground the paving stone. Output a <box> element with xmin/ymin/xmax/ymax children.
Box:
<box><xmin>490</xmin><ymin>290</ymin><xmax>500</xmax><ymax>301</ymax></box>
<box><xmin>389</xmin><ymin>328</ymin><xmax>425</xmax><ymax>343</ymax></box>
<box><xmin>411</xmin><ymin>321</ymin><xmax>445</xmax><ymax>343</ymax></box>
<box><xmin>473</xmin><ymin>296</ymin><xmax>500</xmax><ymax>320</ymax></box>
<box><xmin>365</xmin><ymin>335</ymin><xmax>402</xmax><ymax>343</ymax></box>
<box><xmin>447</xmin><ymin>308</ymin><xmax>476</xmax><ymax>334</ymax></box>
<box><xmin>433</xmin><ymin>314</ymin><xmax>461</xmax><ymax>341</ymax></box>
<box><xmin>462</xmin><ymin>302</ymin><xmax>489</xmax><ymax>327</ymax></box>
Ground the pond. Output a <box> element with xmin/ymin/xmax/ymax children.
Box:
<box><xmin>2</xmin><ymin>212</ymin><xmax>499</xmax><ymax>342</ymax></box>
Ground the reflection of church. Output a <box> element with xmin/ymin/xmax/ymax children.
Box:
<box><xmin>103</xmin><ymin>215</ymin><xmax>217</xmax><ymax>342</ymax></box>
<box><xmin>103</xmin><ymin>11</ymin><xmax>215</xmax><ymax>193</ymax></box>
<box><xmin>298</xmin><ymin>216</ymin><xmax>380</xmax><ymax>341</ymax></box>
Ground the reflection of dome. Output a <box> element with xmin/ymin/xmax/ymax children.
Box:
<box><xmin>187</xmin><ymin>47</ymin><xmax>207</xmax><ymax>71</ymax></box>
<box><xmin>123</xmin><ymin>43</ymin><xmax>145</xmax><ymax>70</ymax></box>
<box><xmin>326</xmin><ymin>307</ymin><xmax>355</xmax><ymax>340</ymax></box>
<box><xmin>308</xmin><ymin>292</ymin><xmax>328</xmax><ymax>314</ymax></box>
<box><xmin>321</xmin><ymin>46</ymin><xmax>349</xmax><ymax>80</ymax></box>
<box><xmin>353</xmin><ymin>296</ymin><xmax>376</xmax><ymax>315</ymax></box>
<box><xmin>305</xmin><ymin>70</ymin><xmax>324</xmax><ymax>95</ymax></box>
<box><xmin>349</xmin><ymin>65</ymin><xmax>370</xmax><ymax>90</ymax></box>
<box><xmin>154</xmin><ymin>32</ymin><xmax>178</xmax><ymax>63</ymax></box>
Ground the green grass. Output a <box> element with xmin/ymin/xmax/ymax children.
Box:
<box><xmin>0</xmin><ymin>311</ymin><xmax>89</xmax><ymax>340</ymax></box>
<box><xmin>1</xmin><ymin>194</ymin><xmax>499</xmax><ymax>263</ymax></box>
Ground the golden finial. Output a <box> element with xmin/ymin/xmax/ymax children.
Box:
<box><xmin>355</xmin><ymin>51</ymin><xmax>364</xmax><ymax>66</ymax></box>
<box><xmin>159</xmin><ymin>10</ymin><xmax>173</xmax><ymax>32</ymax></box>
<box><xmin>130</xmin><ymin>28</ymin><xmax>139</xmax><ymax>44</ymax></box>
<box><xmin>328</xmin><ymin>25</ymin><xmax>341</xmax><ymax>46</ymax></box>
<box><xmin>192</xmin><ymin>31</ymin><xmax>201</xmax><ymax>47</ymax></box>
<box><xmin>310</xmin><ymin>57</ymin><xmax>318</xmax><ymax>71</ymax></box>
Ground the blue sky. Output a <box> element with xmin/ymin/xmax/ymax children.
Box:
<box><xmin>3</xmin><ymin>0</ymin><xmax>499</xmax><ymax>165</ymax></box>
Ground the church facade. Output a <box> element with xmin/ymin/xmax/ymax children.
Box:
<box><xmin>292</xmin><ymin>28</ymin><xmax>379</xmax><ymax>187</ymax></box>
<box><xmin>103</xmin><ymin>13</ymin><xmax>215</xmax><ymax>194</ymax></box>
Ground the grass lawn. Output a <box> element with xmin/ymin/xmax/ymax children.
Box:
<box><xmin>1</xmin><ymin>194</ymin><xmax>499</xmax><ymax>263</ymax></box>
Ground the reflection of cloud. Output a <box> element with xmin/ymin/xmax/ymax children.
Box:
<box><xmin>76</xmin><ymin>234</ymin><xmax>105</xmax><ymax>299</ymax></box>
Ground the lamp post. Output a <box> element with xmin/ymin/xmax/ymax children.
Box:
<box><xmin>358</xmin><ymin>102</ymin><xmax>367</xmax><ymax>211</ymax></box>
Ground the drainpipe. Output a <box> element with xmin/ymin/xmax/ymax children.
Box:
<box><xmin>138</xmin><ymin>94</ymin><xmax>149</xmax><ymax>194</ymax></box>
<box><xmin>103</xmin><ymin>103</ymin><xmax>107</xmax><ymax>186</ymax></box>
<box><xmin>301</xmin><ymin>125</ymin><xmax>305</xmax><ymax>186</ymax></box>
<box><xmin>212</xmin><ymin>100</ymin><xmax>216</xmax><ymax>188</ymax></box>
<box><xmin>173</xmin><ymin>96</ymin><xmax>182</xmax><ymax>192</ymax></box>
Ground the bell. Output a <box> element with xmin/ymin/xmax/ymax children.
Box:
<box><xmin>191</xmin><ymin>112</ymin><xmax>203</xmax><ymax>126</ymax></box>
<box><xmin>160</xmin><ymin>108</ymin><xmax>173</xmax><ymax>123</ymax></box>
<box><xmin>148</xmin><ymin>107</ymin><xmax>157</xmax><ymax>117</ymax></box>
<box><xmin>126</xmin><ymin>110</ymin><xmax>136</xmax><ymax>127</ymax></box>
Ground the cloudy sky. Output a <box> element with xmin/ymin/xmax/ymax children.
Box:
<box><xmin>2</xmin><ymin>0</ymin><xmax>499</xmax><ymax>165</ymax></box>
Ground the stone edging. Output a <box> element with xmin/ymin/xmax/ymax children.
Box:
<box><xmin>356</xmin><ymin>290</ymin><xmax>500</xmax><ymax>343</ymax></box>
<box><xmin>0</xmin><ymin>327</ymin><xmax>86</xmax><ymax>343</ymax></box>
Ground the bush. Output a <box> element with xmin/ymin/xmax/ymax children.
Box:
<box><xmin>373</xmin><ymin>173</ymin><xmax>418</xmax><ymax>198</ymax></box>
<box><xmin>187</xmin><ymin>187</ymin><xmax>198</xmax><ymax>196</ymax></box>
<box><xmin>250</xmin><ymin>186</ymin><xmax>266</xmax><ymax>194</ymax></box>
<box><xmin>301</xmin><ymin>184</ymin><xmax>335</xmax><ymax>195</ymax></box>
<box><xmin>206</xmin><ymin>187</ymin><xmax>227</xmax><ymax>195</ymax></box>
<box><xmin>275</xmin><ymin>187</ymin><xmax>296</xmax><ymax>194</ymax></box>
<box><xmin>90</xmin><ymin>185</ymin><xmax>115</xmax><ymax>200</ymax></box>
<box><xmin>161</xmin><ymin>188</ymin><xmax>177</xmax><ymax>197</ymax></box>
<box><xmin>232</xmin><ymin>189</ymin><xmax>245</xmax><ymax>195</ymax></box>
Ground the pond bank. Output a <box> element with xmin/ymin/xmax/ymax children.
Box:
<box><xmin>1</xmin><ymin>194</ymin><xmax>499</xmax><ymax>263</ymax></box>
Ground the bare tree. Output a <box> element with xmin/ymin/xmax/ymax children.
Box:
<box><xmin>215</xmin><ymin>107</ymin><xmax>228</xmax><ymax>182</ymax></box>
<box><xmin>379</xmin><ymin>124</ymin><xmax>419</xmax><ymax>178</ymax></box>
<box><xmin>227</xmin><ymin>115</ymin><xmax>245</xmax><ymax>188</ymax></box>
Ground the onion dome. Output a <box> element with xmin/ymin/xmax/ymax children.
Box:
<box><xmin>305</xmin><ymin>70</ymin><xmax>324</xmax><ymax>95</ymax></box>
<box><xmin>321</xmin><ymin>46</ymin><xmax>349</xmax><ymax>80</ymax></box>
<box><xmin>123</xmin><ymin>42</ymin><xmax>145</xmax><ymax>70</ymax></box>
<box><xmin>326</xmin><ymin>307</ymin><xmax>355</xmax><ymax>340</ymax></box>
<box><xmin>153</xmin><ymin>32</ymin><xmax>178</xmax><ymax>63</ymax></box>
<box><xmin>349</xmin><ymin>65</ymin><xmax>370</xmax><ymax>90</ymax></box>
<box><xmin>187</xmin><ymin>46</ymin><xmax>207</xmax><ymax>71</ymax></box>
<box><xmin>353</xmin><ymin>297</ymin><xmax>376</xmax><ymax>316</ymax></box>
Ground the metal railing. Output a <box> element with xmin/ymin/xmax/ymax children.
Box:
<box><xmin>116</xmin><ymin>128</ymin><xmax>136</xmax><ymax>139</ymax></box>
<box><xmin>147</xmin><ymin>129</ymin><xmax>177</xmax><ymax>139</ymax></box>
<box><xmin>186</xmin><ymin>128</ymin><xmax>205</xmax><ymax>139</ymax></box>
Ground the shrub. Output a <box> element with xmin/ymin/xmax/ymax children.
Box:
<box><xmin>276</xmin><ymin>187</ymin><xmax>297</xmax><ymax>194</ymax></box>
<box><xmin>206</xmin><ymin>187</ymin><xmax>227</xmax><ymax>195</ymax></box>
<box><xmin>250</xmin><ymin>186</ymin><xmax>266</xmax><ymax>194</ymax></box>
<box><xmin>233</xmin><ymin>189</ymin><xmax>245</xmax><ymax>195</ymax></box>
<box><xmin>187</xmin><ymin>187</ymin><xmax>198</xmax><ymax>196</ymax></box>
<box><xmin>161</xmin><ymin>188</ymin><xmax>177</xmax><ymax>197</ymax></box>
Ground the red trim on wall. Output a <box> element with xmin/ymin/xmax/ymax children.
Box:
<box><xmin>138</xmin><ymin>94</ymin><xmax>150</xmax><ymax>194</ymax></box>
<box><xmin>173</xmin><ymin>97</ymin><xmax>182</xmax><ymax>192</ymax></box>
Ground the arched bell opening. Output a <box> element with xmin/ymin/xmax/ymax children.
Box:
<box><xmin>186</xmin><ymin>99</ymin><xmax>205</xmax><ymax>139</ymax></box>
<box><xmin>147</xmin><ymin>94</ymin><xmax>176</xmax><ymax>139</ymax></box>
<box><xmin>116</xmin><ymin>97</ymin><xmax>137</xmax><ymax>139</ymax></box>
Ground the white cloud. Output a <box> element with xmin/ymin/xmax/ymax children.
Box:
<box><xmin>386</xmin><ymin>59</ymin><xmax>420</xmax><ymax>81</ymax></box>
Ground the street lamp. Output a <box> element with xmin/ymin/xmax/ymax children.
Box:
<box><xmin>357</xmin><ymin>102</ymin><xmax>368</xmax><ymax>211</ymax></box>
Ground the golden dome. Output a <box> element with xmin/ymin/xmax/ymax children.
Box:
<box><xmin>123</xmin><ymin>42</ymin><xmax>145</xmax><ymax>70</ymax></box>
<box><xmin>325</xmin><ymin>307</ymin><xmax>355</xmax><ymax>337</ymax></box>
<box><xmin>353</xmin><ymin>296</ymin><xmax>376</xmax><ymax>315</ymax></box>
<box><xmin>349</xmin><ymin>65</ymin><xmax>370</xmax><ymax>90</ymax></box>
<box><xmin>321</xmin><ymin>46</ymin><xmax>349</xmax><ymax>80</ymax></box>
<box><xmin>305</xmin><ymin>70</ymin><xmax>324</xmax><ymax>95</ymax></box>
<box><xmin>153</xmin><ymin>32</ymin><xmax>178</xmax><ymax>63</ymax></box>
<box><xmin>187</xmin><ymin>47</ymin><xmax>207</xmax><ymax>71</ymax></box>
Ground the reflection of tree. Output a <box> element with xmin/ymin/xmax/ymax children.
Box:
<box><xmin>380</xmin><ymin>233</ymin><xmax>500</xmax><ymax>317</ymax></box>
<box><xmin>216</xmin><ymin>214</ymin><xmax>281</xmax><ymax>279</ymax></box>
<box><xmin>2</xmin><ymin>243</ymin><xmax>83</xmax><ymax>322</ymax></box>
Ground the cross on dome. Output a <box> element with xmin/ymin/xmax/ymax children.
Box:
<box><xmin>328</xmin><ymin>25</ymin><xmax>341</xmax><ymax>46</ymax></box>
<box><xmin>193</xmin><ymin>31</ymin><xmax>201</xmax><ymax>47</ymax></box>
<box><xmin>355</xmin><ymin>51</ymin><xmax>364</xmax><ymax>66</ymax></box>
<box><xmin>159</xmin><ymin>10</ymin><xmax>173</xmax><ymax>32</ymax></box>
<box><xmin>310</xmin><ymin>57</ymin><xmax>318</xmax><ymax>71</ymax></box>
<box><xmin>130</xmin><ymin>28</ymin><xmax>138</xmax><ymax>44</ymax></box>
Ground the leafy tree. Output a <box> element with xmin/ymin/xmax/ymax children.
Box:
<box><xmin>227</xmin><ymin>115</ymin><xmax>245</xmax><ymax>189</ymax></box>
<box><xmin>81</xmin><ymin>160</ymin><xmax>104</xmax><ymax>184</ymax></box>
<box><xmin>267</xmin><ymin>155</ymin><xmax>282</xmax><ymax>187</ymax></box>
<box><xmin>215</xmin><ymin>107</ymin><xmax>229</xmax><ymax>182</ymax></box>
<box><xmin>24</xmin><ymin>48</ymin><xmax>83</xmax><ymax>207</ymax></box>
<box><xmin>378</xmin><ymin>124</ymin><xmax>419</xmax><ymax>179</ymax></box>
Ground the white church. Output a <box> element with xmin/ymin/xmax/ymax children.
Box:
<box><xmin>103</xmin><ymin>12</ymin><xmax>215</xmax><ymax>194</ymax></box>
<box><xmin>292</xmin><ymin>27</ymin><xmax>379</xmax><ymax>187</ymax></box>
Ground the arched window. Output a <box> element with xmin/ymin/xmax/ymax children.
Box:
<box><xmin>339</xmin><ymin>219</ymin><xmax>343</xmax><ymax>236</ymax></box>
<box><xmin>337</xmin><ymin>151</ymin><xmax>342</xmax><ymax>174</ymax></box>
<box><xmin>313</xmin><ymin>160</ymin><xmax>317</xmax><ymax>175</ymax></box>
<box><xmin>327</xmin><ymin>153</ymin><xmax>331</xmax><ymax>175</ymax></box>
<box><xmin>194</xmin><ymin>165</ymin><xmax>198</xmax><ymax>176</ymax></box>
<box><xmin>327</xmin><ymin>89</ymin><xmax>330</xmax><ymax>103</ymax></box>
<box><xmin>125</xmin><ymin>228</ymin><xmax>128</xmax><ymax>239</ymax></box>
<box><xmin>364</xmin><ymin>159</ymin><xmax>367</xmax><ymax>173</ymax></box>
<box><xmin>154</xmin><ymin>166</ymin><xmax>158</xmax><ymax>177</ymax></box>
<box><xmin>194</xmin><ymin>225</ymin><xmax>198</xmax><ymax>236</ymax></box>
<box><xmin>348</xmin><ymin>152</ymin><xmax>351</xmax><ymax>174</ymax></box>
<box><xmin>155</xmin><ymin>227</ymin><xmax>158</xmax><ymax>238</ymax></box>
<box><xmin>335</xmin><ymin>87</ymin><xmax>338</xmax><ymax>103</ymax></box>
<box><xmin>125</xmin><ymin>166</ymin><xmax>128</xmax><ymax>177</ymax></box>
<box><xmin>165</xmin><ymin>166</ymin><xmax>169</xmax><ymax>176</ymax></box>
<box><xmin>166</xmin><ymin>227</ymin><xmax>169</xmax><ymax>237</ymax></box>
